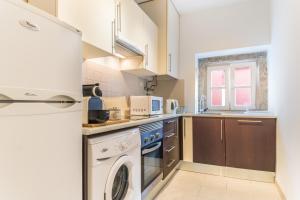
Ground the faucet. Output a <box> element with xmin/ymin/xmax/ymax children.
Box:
<box><xmin>199</xmin><ymin>95</ymin><xmax>208</xmax><ymax>113</ymax></box>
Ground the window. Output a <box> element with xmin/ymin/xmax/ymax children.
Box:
<box><xmin>207</xmin><ymin>62</ymin><xmax>256</xmax><ymax>110</ymax></box>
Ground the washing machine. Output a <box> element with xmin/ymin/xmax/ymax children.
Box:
<box><xmin>88</xmin><ymin>128</ymin><xmax>141</xmax><ymax>200</ymax></box>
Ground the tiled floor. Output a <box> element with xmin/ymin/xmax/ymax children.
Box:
<box><xmin>155</xmin><ymin>170</ymin><xmax>282</xmax><ymax>200</ymax></box>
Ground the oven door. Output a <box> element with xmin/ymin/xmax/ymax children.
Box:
<box><xmin>141</xmin><ymin>140</ymin><xmax>163</xmax><ymax>191</ymax></box>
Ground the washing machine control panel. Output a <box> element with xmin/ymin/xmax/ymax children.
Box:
<box><xmin>88</xmin><ymin>128</ymin><xmax>140</xmax><ymax>166</ymax></box>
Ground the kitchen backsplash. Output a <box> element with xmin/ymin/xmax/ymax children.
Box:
<box><xmin>82</xmin><ymin>57</ymin><xmax>146</xmax><ymax>97</ymax></box>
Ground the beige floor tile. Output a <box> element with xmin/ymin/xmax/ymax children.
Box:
<box><xmin>155</xmin><ymin>170</ymin><xmax>282</xmax><ymax>200</ymax></box>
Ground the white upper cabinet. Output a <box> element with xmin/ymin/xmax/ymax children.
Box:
<box><xmin>116</xmin><ymin>0</ymin><xmax>145</xmax><ymax>54</ymax></box>
<box><xmin>142</xmin><ymin>13</ymin><xmax>158</xmax><ymax>74</ymax></box>
<box><xmin>57</xmin><ymin>0</ymin><xmax>115</xmax><ymax>57</ymax></box>
<box><xmin>140</xmin><ymin>0</ymin><xmax>180</xmax><ymax>79</ymax></box>
<box><xmin>118</xmin><ymin>0</ymin><xmax>159</xmax><ymax>77</ymax></box>
<box><xmin>167</xmin><ymin>0</ymin><xmax>180</xmax><ymax>78</ymax></box>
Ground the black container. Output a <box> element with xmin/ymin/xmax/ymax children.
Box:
<box><xmin>88</xmin><ymin>110</ymin><xmax>110</xmax><ymax>124</ymax></box>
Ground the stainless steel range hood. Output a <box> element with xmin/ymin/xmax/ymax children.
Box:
<box><xmin>114</xmin><ymin>35</ymin><xmax>144</xmax><ymax>58</ymax></box>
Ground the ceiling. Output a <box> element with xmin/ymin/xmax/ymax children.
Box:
<box><xmin>172</xmin><ymin>0</ymin><xmax>252</xmax><ymax>14</ymax></box>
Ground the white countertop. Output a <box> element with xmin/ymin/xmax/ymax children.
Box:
<box><xmin>82</xmin><ymin>112</ymin><xmax>276</xmax><ymax>136</ymax></box>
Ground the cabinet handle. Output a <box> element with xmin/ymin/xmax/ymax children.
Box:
<box><xmin>221</xmin><ymin>119</ymin><xmax>223</xmax><ymax>142</ymax></box>
<box><xmin>167</xmin><ymin>159</ymin><xmax>176</xmax><ymax>168</ymax></box>
<box><xmin>238</xmin><ymin>120</ymin><xmax>263</xmax><ymax>124</ymax></box>
<box><xmin>166</xmin><ymin>145</ymin><xmax>176</xmax><ymax>153</ymax></box>
<box><xmin>145</xmin><ymin>44</ymin><xmax>149</xmax><ymax>67</ymax></box>
<box><xmin>169</xmin><ymin>54</ymin><xmax>172</xmax><ymax>72</ymax></box>
<box><xmin>166</xmin><ymin>133</ymin><xmax>176</xmax><ymax>138</ymax></box>
<box><xmin>166</xmin><ymin>120</ymin><xmax>175</xmax><ymax>124</ymax></box>
<box><xmin>111</xmin><ymin>21</ymin><xmax>115</xmax><ymax>53</ymax></box>
<box><xmin>183</xmin><ymin>118</ymin><xmax>186</xmax><ymax>139</ymax></box>
<box><xmin>19</xmin><ymin>20</ymin><xmax>40</xmax><ymax>31</ymax></box>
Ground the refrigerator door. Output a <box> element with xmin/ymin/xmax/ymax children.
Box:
<box><xmin>0</xmin><ymin>0</ymin><xmax>82</xmax><ymax>100</ymax></box>
<box><xmin>0</xmin><ymin>103</ymin><xmax>82</xmax><ymax>200</ymax></box>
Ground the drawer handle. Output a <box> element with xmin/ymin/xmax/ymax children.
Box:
<box><xmin>238</xmin><ymin>120</ymin><xmax>263</xmax><ymax>124</ymax></box>
<box><xmin>166</xmin><ymin>146</ymin><xmax>175</xmax><ymax>153</ymax></box>
<box><xmin>166</xmin><ymin>133</ymin><xmax>176</xmax><ymax>138</ymax></box>
<box><xmin>19</xmin><ymin>20</ymin><xmax>40</xmax><ymax>31</ymax></box>
<box><xmin>166</xmin><ymin>120</ymin><xmax>176</xmax><ymax>124</ymax></box>
<box><xmin>167</xmin><ymin>159</ymin><xmax>176</xmax><ymax>168</ymax></box>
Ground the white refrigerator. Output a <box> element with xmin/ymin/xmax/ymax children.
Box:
<box><xmin>0</xmin><ymin>1</ymin><xmax>82</xmax><ymax>200</ymax></box>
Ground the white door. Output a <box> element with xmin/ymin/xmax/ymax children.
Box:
<box><xmin>183</xmin><ymin>117</ymin><xmax>193</xmax><ymax>162</ymax></box>
<box><xmin>116</xmin><ymin>0</ymin><xmax>145</xmax><ymax>54</ymax></box>
<box><xmin>143</xmin><ymin>14</ymin><xmax>158</xmax><ymax>74</ymax></box>
<box><xmin>58</xmin><ymin>0</ymin><xmax>115</xmax><ymax>54</ymax></box>
<box><xmin>167</xmin><ymin>0</ymin><xmax>179</xmax><ymax>78</ymax></box>
<box><xmin>0</xmin><ymin>0</ymin><xmax>82</xmax><ymax>98</ymax></box>
<box><xmin>0</xmin><ymin>102</ymin><xmax>82</xmax><ymax>200</ymax></box>
<box><xmin>105</xmin><ymin>156</ymin><xmax>136</xmax><ymax>200</ymax></box>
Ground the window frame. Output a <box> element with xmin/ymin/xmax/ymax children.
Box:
<box><xmin>207</xmin><ymin>65</ymin><xmax>230</xmax><ymax>110</ymax></box>
<box><xmin>206</xmin><ymin>61</ymin><xmax>257</xmax><ymax>111</ymax></box>
<box><xmin>230</xmin><ymin>61</ymin><xmax>257</xmax><ymax>110</ymax></box>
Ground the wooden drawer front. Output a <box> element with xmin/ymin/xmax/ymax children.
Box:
<box><xmin>225</xmin><ymin>118</ymin><xmax>276</xmax><ymax>172</ymax></box>
<box><xmin>164</xmin><ymin>118</ymin><xmax>177</xmax><ymax>134</ymax></box>
<box><xmin>163</xmin><ymin>139</ymin><xmax>179</xmax><ymax>178</ymax></box>
<box><xmin>164</xmin><ymin>131</ymin><xmax>178</xmax><ymax>147</ymax></box>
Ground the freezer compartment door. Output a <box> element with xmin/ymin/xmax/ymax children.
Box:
<box><xmin>0</xmin><ymin>0</ymin><xmax>82</xmax><ymax>97</ymax></box>
<box><xmin>0</xmin><ymin>108</ymin><xmax>82</xmax><ymax>200</ymax></box>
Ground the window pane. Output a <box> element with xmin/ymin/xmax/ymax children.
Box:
<box><xmin>234</xmin><ymin>67</ymin><xmax>251</xmax><ymax>86</ymax></box>
<box><xmin>235</xmin><ymin>88</ymin><xmax>252</xmax><ymax>106</ymax></box>
<box><xmin>211</xmin><ymin>88</ymin><xmax>225</xmax><ymax>106</ymax></box>
<box><xmin>211</xmin><ymin>70</ymin><xmax>225</xmax><ymax>87</ymax></box>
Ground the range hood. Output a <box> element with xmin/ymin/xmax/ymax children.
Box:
<box><xmin>114</xmin><ymin>35</ymin><xmax>144</xmax><ymax>58</ymax></box>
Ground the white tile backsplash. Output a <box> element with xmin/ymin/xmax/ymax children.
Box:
<box><xmin>82</xmin><ymin>57</ymin><xmax>146</xmax><ymax>97</ymax></box>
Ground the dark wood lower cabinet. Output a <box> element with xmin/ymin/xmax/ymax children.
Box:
<box><xmin>163</xmin><ymin>118</ymin><xmax>180</xmax><ymax>179</ymax></box>
<box><xmin>193</xmin><ymin>117</ymin><xmax>225</xmax><ymax>166</ymax></box>
<box><xmin>225</xmin><ymin>118</ymin><xmax>276</xmax><ymax>172</ymax></box>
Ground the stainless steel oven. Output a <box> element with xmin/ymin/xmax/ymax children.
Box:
<box><xmin>139</xmin><ymin>121</ymin><xmax>164</xmax><ymax>197</ymax></box>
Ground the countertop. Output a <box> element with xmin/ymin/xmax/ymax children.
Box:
<box><xmin>82</xmin><ymin>112</ymin><xmax>276</xmax><ymax>136</ymax></box>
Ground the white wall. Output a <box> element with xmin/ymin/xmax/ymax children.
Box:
<box><xmin>82</xmin><ymin>57</ymin><xmax>146</xmax><ymax>97</ymax></box>
<box><xmin>179</xmin><ymin>0</ymin><xmax>271</xmax><ymax>112</ymax></box>
<box><xmin>269</xmin><ymin>0</ymin><xmax>300</xmax><ymax>199</ymax></box>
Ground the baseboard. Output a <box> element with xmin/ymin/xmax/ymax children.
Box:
<box><xmin>179</xmin><ymin>161</ymin><xmax>275</xmax><ymax>183</ymax></box>
<box><xmin>275</xmin><ymin>180</ymin><xmax>287</xmax><ymax>200</ymax></box>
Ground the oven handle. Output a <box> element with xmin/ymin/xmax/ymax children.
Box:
<box><xmin>142</xmin><ymin>142</ymin><xmax>162</xmax><ymax>155</ymax></box>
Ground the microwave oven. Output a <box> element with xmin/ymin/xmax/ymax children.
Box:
<box><xmin>130</xmin><ymin>96</ymin><xmax>163</xmax><ymax>116</ymax></box>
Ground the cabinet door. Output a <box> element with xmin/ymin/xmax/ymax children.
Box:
<box><xmin>193</xmin><ymin>117</ymin><xmax>225</xmax><ymax>166</ymax></box>
<box><xmin>183</xmin><ymin>117</ymin><xmax>193</xmax><ymax>162</ymax></box>
<box><xmin>116</xmin><ymin>0</ymin><xmax>145</xmax><ymax>53</ymax></box>
<box><xmin>225</xmin><ymin>118</ymin><xmax>276</xmax><ymax>172</ymax></box>
<box><xmin>167</xmin><ymin>0</ymin><xmax>179</xmax><ymax>78</ymax></box>
<box><xmin>142</xmin><ymin>14</ymin><xmax>158</xmax><ymax>74</ymax></box>
<box><xmin>57</xmin><ymin>0</ymin><xmax>115</xmax><ymax>54</ymax></box>
<box><xmin>28</xmin><ymin>0</ymin><xmax>57</xmax><ymax>16</ymax></box>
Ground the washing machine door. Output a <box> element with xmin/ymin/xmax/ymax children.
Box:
<box><xmin>105</xmin><ymin>155</ymin><xmax>135</xmax><ymax>200</ymax></box>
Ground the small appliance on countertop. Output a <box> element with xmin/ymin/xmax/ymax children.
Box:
<box><xmin>130</xmin><ymin>96</ymin><xmax>163</xmax><ymax>116</ymax></box>
<box><xmin>166</xmin><ymin>99</ymin><xmax>179</xmax><ymax>114</ymax></box>
<box><xmin>82</xmin><ymin>83</ymin><xmax>110</xmax><ymax>125</ymax></box>
<box><xmin>82</xmin><ymin>96</ymin><xmax>109</xmax><ymax>124</ymax></box>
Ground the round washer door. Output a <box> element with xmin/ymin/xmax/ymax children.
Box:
<box><xmin>105</xmin><ymin>155</ymin><xmax>135</xmax><ymax>200</ymax></box>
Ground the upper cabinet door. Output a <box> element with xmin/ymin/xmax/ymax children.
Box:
<box><xmin>116</xmin><ymin>0</ymin><xmax>145</xmax><ymax>54</ymax></box>
<box><xmin>57</xmin><ymin>0</ymin><xmax>115</xmax><ymax>54</ymax></box>
<box><xmin>142</xmin><ymin>14</ymin><xmax>158</xmax><ymax>74</ymax></box>
<box><xmin>167</xmin><ymin>0</ymin><xmax>179</xmax><ymax>78</ymax></box>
